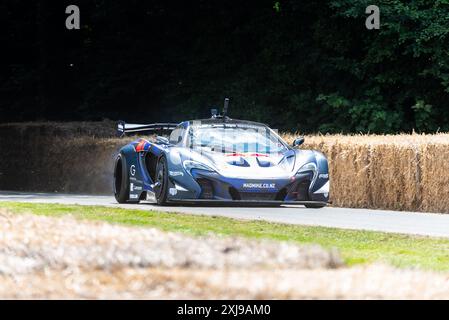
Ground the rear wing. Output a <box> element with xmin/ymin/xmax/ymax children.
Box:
<box><xmin>117</xmin><ymin>121</ymin><xmax>178</xmax><ymax>137</ymax></box>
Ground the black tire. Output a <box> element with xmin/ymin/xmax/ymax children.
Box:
<box><xmin>305</xmin><ymin>203</ymin><xmax>326</xmax><ymax>209</ymax></box>
<box><xmin>154</xmin><ymin>156</ymin><xmax>169</xmax><ymax>205</ymax></box>
<box><xmin>113</xmin><ymin>153</ymin><xmax>135</xmax><ymax>203</ymax></box>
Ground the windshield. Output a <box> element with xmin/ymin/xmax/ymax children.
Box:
<box><xmin>187</xmin><ymin>125</ymin><xmax>288</xmax><ymax>154</ymax></box>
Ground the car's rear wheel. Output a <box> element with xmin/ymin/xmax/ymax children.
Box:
<box><xmin>154</xmin><ymin>156</ymin><xmax>169</xmax><ymax>205</ymax></box>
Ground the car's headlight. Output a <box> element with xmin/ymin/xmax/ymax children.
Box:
<box><xmin>296</xmin><ymin>162</ymin><xmax>317</xmax><ymax>174</ymax></box>
<box><xmin>183</xmin><ymin>160</ymin><xmax>215</xmax><ymax>173</ymax></box>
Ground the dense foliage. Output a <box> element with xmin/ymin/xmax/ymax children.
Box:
<box><xmin>2</xmin><ymin>0</ymin><xmax>449</xmax><ymax>133</ymax></box>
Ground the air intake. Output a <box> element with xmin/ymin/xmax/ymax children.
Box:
<box><xmin>197</xmin><ymin>178</ymin><xmax>214</xmax><ymax>199</ymax></box>
<box><xmin>239</xmin><ymin>192</ymin><xmax>277</xmax><ymax>201</ymax></box>
<box><xmin>296</xmin><ymin>180</ymin><xmax>311</xmax><ymax>201</ymax></box>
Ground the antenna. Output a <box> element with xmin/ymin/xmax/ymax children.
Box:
<box><xmin>223</xmin><ymin>98</ymin><xmax>229</xmax><ymax>119</ymax></box>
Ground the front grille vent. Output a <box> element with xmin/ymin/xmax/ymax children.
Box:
<box><xmin>275</xmin><ymin>188</ymin><xmax>287</xmax><ymax>201</ymax></box>
<box><xmin>296</xmin><ymin>180</ymin><xmax>311</xmax><ymax>201</ymax></box>
<box><xmin>229</xmin><ymin>187</ymin><xmax>288</xmax><ymax>201</ymax></box>
<box><xmin>239</xmin><ymin>192</ymin><xmax>277</xmax><ymax>201</ymax></box>
<box><xmin>197</xmin><ymin>178</ymin><xmax>214</xmax><ymax>199</ymax></box>
<box><xmin>228</xmin><ymin>187</ymin><xmax>241</xmax><ymax>200</ymax></box>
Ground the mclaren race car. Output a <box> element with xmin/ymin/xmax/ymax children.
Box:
<box><xmin>114</xmin><ymin>99</ymin><xmax>330</xmax><ymax>207</ymax></box>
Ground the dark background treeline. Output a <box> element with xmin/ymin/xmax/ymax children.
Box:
<box><xmin>2</xmin><ymin>0</ymin><xmax>449</xmax><ymax>133</ymax></box>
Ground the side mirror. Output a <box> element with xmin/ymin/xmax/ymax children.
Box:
<box><xmin>292</xmin><ymin>137</ymin><xmax>305</xmax><ymax>148</ymax></box>
<box><xmin>156</xmin><ymin>136</ymin><xmax>169</xmax><ymax>145</ymax></box>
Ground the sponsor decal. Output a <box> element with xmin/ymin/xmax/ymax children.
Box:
<box><xmin>319</xmin><ymin>173</ymin><xmax>329</xmax><ymax>179</ymax></box>
<box><xmin>129</xmin><ymin>194</ymin><xmax>139</xmax><ymax>199</ymax></box>
<box><xmin>135</xmin><ymin>139</ymin><xmax>151</xmax><ymax>153</ymax></box>
<box><xmin>129</xmin><ymin>177</ymin><xmax>143</xmax><ymax>184</ymax></box>
<box><xmin>169</xmin><ymin>171</ymin><xmax>184</xmax><ymax>177</ymax></box>
<box><xmin>130</xmin><ymin>183</ymin><xmax>142</xmax><ymax>192</ymax></box>
<box><xmin>130</xmin><ymin>165</ymin><xmax>136</xmax><ymax>176</ymax></box>
<box><xmin>169</xmin><ymin>188</ymin><xmax>178</xmax><ymax>196</ymax></box>
<box><xmin>242</xmin><ymin>183</ymin><xmax>276</xmax><ymax>189</ymax></box>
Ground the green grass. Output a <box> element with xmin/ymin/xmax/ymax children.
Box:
<box><xmin>2</xmin><ymin>201</ymin><xmax>449</xmax><ymax>271</ymax></box>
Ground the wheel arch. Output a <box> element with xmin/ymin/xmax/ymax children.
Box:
<box><xmin>114</xmin><ymin>144</ymin><xmax>143</xmax><ymax>203</ymax></box>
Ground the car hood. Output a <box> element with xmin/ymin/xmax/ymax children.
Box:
<box><xmin>194</xmin><ymin>150</ymin><xmax>297</xmax><ymax>179</ymax></box>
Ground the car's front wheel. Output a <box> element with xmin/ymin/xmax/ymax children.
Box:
<box><xmin>154</xmin><ymin>156</ymin><xmax>169</xmax><ymax>205</ymax></box>
<box><xmin>113</xmin><ymin>153</ymin><xmax>131</xmax><ymax>203</ymax></box>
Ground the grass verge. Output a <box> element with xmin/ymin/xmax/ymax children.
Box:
<box><xmin>1</xmin><ymin>201</ymin><xmax>449</xmax><ymax>271</ymax></box>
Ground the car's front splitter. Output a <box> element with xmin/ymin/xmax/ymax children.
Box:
<box><xmin>167</xmin><ymin>199</ymin><xmax>328</xmax><ymax>207</ymax></box>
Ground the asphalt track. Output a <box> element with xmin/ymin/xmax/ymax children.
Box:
<box><xmin>1</xmin><ymin>191</ymin><xmax>449</xmax><ymax>238</ymax></box>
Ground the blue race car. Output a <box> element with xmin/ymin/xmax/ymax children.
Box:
<box><xmin>114</xmin><ymin>99</ymin><xmax>329</xmax><ymax>207</ymax></box>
